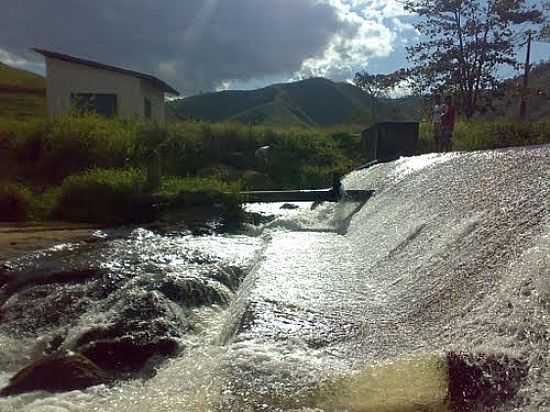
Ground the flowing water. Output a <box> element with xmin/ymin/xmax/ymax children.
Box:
<box><xmin>0</xmin><ymin>145</ymin><xmax>549</xmax><ymax>411</ymax></box>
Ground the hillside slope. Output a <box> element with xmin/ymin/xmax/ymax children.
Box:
<box><xmin>168</xmin><ymin>77</ymin><xmax>422</xmax><ymax>128</ymax></box>
<box><xmin>0</xmin><ymin>63</ymin><xmax>46</xmax><ymax>119</ymax></box>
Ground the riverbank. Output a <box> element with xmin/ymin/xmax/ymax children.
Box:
<box><xmin>0</xmin><ymin>222</ymin><xmax>101</xmax><ymax>263</ymax></box>
<box><xmin>0</xmin><ymin>114</ymin><xmax>359</xmax><ymax>225</ymax></box>
<box><xmin>2</xmin><ymin>114</ymin><xmax>549</xmax><ymax>226</ymax></box>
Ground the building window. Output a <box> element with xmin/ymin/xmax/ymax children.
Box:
<box><xmin>144</xmin><ymin>98</ymin><xmax>152</xmax><ymax>119</ymax></box>
<box><xmin>71</xmin><ymin>93</ymin><xmax>117</xmax><ymax>118</ymax></box>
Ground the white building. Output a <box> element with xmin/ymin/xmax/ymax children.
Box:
<box><xmin>33</xmin><ymin>48</ymin><xmax>179</xmax><ymax>124</ymax></box>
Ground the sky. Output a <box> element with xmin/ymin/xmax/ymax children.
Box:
<box><xmin>1</xmin><ymin>0</ymin><xmax>549</xmax><ymax>96</ymax></box>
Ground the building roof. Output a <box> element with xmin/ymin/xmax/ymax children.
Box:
<box><xmin>32</xmin><ymin>48</ymin><xmax>179</xmax><ymax>95</ymax></box>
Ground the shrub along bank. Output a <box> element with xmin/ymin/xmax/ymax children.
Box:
<box><xmin>2</xmin><ymin>114</ymin><xmax>548</xmax><ymax>224</ymax></box>
<box><xmin>418</xmin><ymin>119</ymin><xmax>550</xmax><ymax>153</ymax></box>
<box><xmin>0</xmin><ymin>115</ymin><xmax>358</xmax><ymax>224</ymax></box>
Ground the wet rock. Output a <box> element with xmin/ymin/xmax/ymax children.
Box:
<box><xmin>280</xmin><ymin>203</ymin><xmax>300</xmax><ymax>210</ymax></box>
<box><xmin>191</xmin><ymin>224</ymin><xmax>216</xmax><ymax>236</ymax></box>
<box><xmin>447</xmin><ymin>352</ymin><xmax>529</xmax><ymax>411</ymax></box>
<box><xmin>80</xmin><ymin>336</ymin><xmax>179</xmax><ymax>374</ymax></box>
<box><xmin>0</xmin><ymin>352</ymin><xmax>110</xmax><ymax>396</ymax></box>
<box><xmin>158</xmin><ymin>275</ymin><xmax>233</xmax><ymax>306</ymax></box>
<box><xmin>0</xmin><ymin>284</ymin><xmax>97</xmax><ymax>336</ymax></box>
<box><xmin>0</xmin><ymin>268</ymin><xmax>104</xmax><ymax>309</ymax></box>
<box><xmin>209</xmin><ymin>266</ymin><xmax>247</xmax><ymax>291</ymax></box>
<box><xmin>73</xmin><ymin>291</ymin><xmax>186</xmax><ymax>373</ymax></box>
<box><xmin>242</xmin><ymin>211</ymin><xmax>276</xmax><ymax>226</ymax></box>
<box><xmin>131</xmin><ymin>271</ymin><xmax>236</xmax><ymax>307</ymax></box>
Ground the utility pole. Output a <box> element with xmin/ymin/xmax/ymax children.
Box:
<box><xmin>519</xmin><ymin>31</ymin><xmax>532</xmax><ymax>121</ymax></box>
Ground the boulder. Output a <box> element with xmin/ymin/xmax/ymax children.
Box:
<box><xmin>447</xmin><ymin>352</ymin><xmax>529</xmax><ymax>410</ymax></box>
<box><xmin>0</xmin><ymin>352</ymin><xmax>110</xmax><ymax>396</ymax></box>
<box><xmin>79</xmin><ymin>336</ymin><xmax>178</xmax><ymax>374</ymax></box>
<box><xmin>74</xmin><ymin>291</ymin><xmax>185</xmax><ymax>373</ymax></box>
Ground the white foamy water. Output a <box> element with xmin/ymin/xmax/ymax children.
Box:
<box><xmin>1</xmin><ymin>146</ymin><xmax>549</xmax><ymax>411</ymax></box>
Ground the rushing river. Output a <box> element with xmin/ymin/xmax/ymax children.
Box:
<box><xmin>0</xmin><ymin>145</ymin><xmax>549</xmax><ymax>411</ymax></box>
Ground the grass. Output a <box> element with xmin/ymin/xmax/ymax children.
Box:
<box><xmin>159</xmin><ymin>176</ymin><xmax>243</xmax><ymax>219</ymax></box>
<box><xmin>0</xmin><ymin>93</ymin><xmax>47</xmax><ymax>120</ymax></box>
<box><xmin>0</xmin><ymin>63</ymin><xmax>46</xmax><ymax>89</ymax></box>
<box><xmin>54</xmin><ymin>168</ymin><xmax>145</xmax><ymax>224</ymax></box>
<box><xmin>0</xmin><ymin>115</ymin><xmax>357</xmax><ymax>189</ymax></box>
<box><xmin>0</xmin><ymin>114</ymin><xmax>360</xmax><ymax>223</ymax></box>
<box><xmin>1</xmin><ymin>113</ymin><xmax>548</xmax><ymax>224</ymax></box>
<box><xmin>418</xmin><ymin>119</ymin><xmax>550</xmax><ymax>153</ymax></box>
<box><xmin>0</xmin><ymin>181</ymin><xmax>33</xmax><ymax>221</ymax></box>
<box><xmin>0</xmin><ymin>63</ymin><xmax>47</xmax><ymax>120</ymax></box>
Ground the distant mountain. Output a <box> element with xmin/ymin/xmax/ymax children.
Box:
<box><xmin>0</xmin><ymin>63</ymin><xmax>46</xmax><ymax>119</ymax></box>
<box><xmin>167</xmin><ymin>77</ymin><xmax>423</xmax><ymax>128</ymax></box>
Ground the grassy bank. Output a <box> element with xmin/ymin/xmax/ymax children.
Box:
<box><xmin>418</xmin><ymin>119</ymin><xmax>550</xmax><ymax>153</ymax></box>
<box><xmin>2</xmin><ymin>114</ymin><xmax>548</xmax><ymax>224</ymax></box>
<box><xmin>0</xmin><ymin>115</ymin><xmax>358</xmax><ymax>224</ymax></box>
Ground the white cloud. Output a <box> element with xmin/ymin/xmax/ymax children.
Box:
<box><xmin>0</xmin><ymin>0</ymin><xmax>416</xmax><ymax>92</ymax></box>
<box><xmin>0</xmin><ymin>48</ymin><xmax>44</xmax><ymax>72</ymax></box>
<box><xmin>295</xmin><ymin>0</ymin><xmax>413</xmax><ymax>80</ymax></box>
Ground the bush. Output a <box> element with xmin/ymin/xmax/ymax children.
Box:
<box><xmin>0</xmin><ymin>181</ymin><xmax>33</xmax><ymax>221</ymax></box>
<box><xmin>1</xmin><ymin>114</ymin><xmax>137</xmax><ymax>183</ymax></box>
<box><xmin>419</xmin><ymin>119</ymin><xmax>550</xmax><ymax>153</ymax></box>
<box><xmin>1</xmin><ymin>116</ymin><xmax>362</xmax><ymax>191</ymax></box>
<box><xmin>55</xmin><ymin>168</ymin><xmax>145</xmax><ymax>224</ymax></box>
<box><xmin>159</xmin><ymin>176</ymin><xmax>242</xmax><ymax>219</ymax></box>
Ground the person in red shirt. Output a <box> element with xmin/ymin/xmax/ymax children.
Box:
<box><xmin>440</xmin><ymin>95</ymin><xmax>456</xmax><ymax>152</ymax></box>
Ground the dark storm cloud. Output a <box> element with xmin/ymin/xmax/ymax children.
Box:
<box><xmin>1</xmin><ymin>0</ymin><xmax>347</xmax><ymax>93</ymax></box>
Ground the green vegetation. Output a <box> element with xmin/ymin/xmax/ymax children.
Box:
<box><xmin>168</xmin><ymin>77</ymin><xmax>422</xmax><ymax>128</ymax></box>
<box><xmin>55</xmin><ymin>168</ymin><xmax>145</xmax><ymax>224</ymax></box>
<box><xmin>1</xmin><ymin>59</ymin><xmax>549</xmax><ymax>226</ymax></box>
<box><xmin>0</xmin><ymin>181</ymin><xmax>33</xmax><ymax>221</ymax></box>
<box><xmin>403</xmin><ymin>0</ymin><xmax>543</xmax><ymax>118</ymax></box>
<box><xmin>0</xmin><ymin>63</ymin><xmax>46</xmax><ymax>120</ymax></box>
<box><xmin>419</xmin><ymin>119</ymin><xmax>550</xmax><ymax>153</ymax></box>
<box><xmin>489</xmin><ymin>60</ymin><xmax>550</xmax><ymax>121</ymax></box>
<box><xmin>0</xmin><ymin>114</ymin><xmax>362</xmax><ymax>224</ymax></box>
<box><xmin>0</xmin><ymin>63</ymin><xmax>45</xmax><ymax>89</ymax></box>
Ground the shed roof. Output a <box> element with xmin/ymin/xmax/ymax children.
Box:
<box><xmin>32</xmin><ymin>48</ymin><xmax>179</xmax><ymax>95</ymax></box>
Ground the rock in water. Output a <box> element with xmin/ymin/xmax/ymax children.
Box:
<box><xmin>80</xmin><ymin>336</ymin><xmax>179</xmax><ymax>374</ymax></box>
<box><xmin>447</xmin><ymin>352</ymin><xmax>529</xmax><ymax>410</ymax></box>
<box><xmin>0</xmin><ymin>352</ymin><xmax>110</xmax><ymax>396</ymax></box>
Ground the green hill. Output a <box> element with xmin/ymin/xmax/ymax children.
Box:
<box><xmin>0</xmin><ymin>62</ymin><xmax>46</xmax><ymax>119</ymax></box>
<box><xmin>168</xmin><ymin>77</ymin><xmax>422</xmax><ymax>128</ymax></box>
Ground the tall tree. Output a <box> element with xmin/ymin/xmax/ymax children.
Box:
<box><xmin>404</xmin><ymin>0</ymin><xmax>543</xmax><ymax>117</ymax></box>
<box><xmin>353</xmin><ymin>69</ymin><xmax>409</xmax><ymax>98</ymax></box>
<box><xmin>353</xmin><ymin>69</ymin><xmax>410</xmax><ymax>123</ymax></box>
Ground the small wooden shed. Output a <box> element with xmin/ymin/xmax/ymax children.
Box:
<box><xmin>33</xmin><ymin>48</ymin><xmax>179</xmax><ymax>123</ymax></box>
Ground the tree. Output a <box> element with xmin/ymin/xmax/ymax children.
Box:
<box><xmin>541</xmin><ymin>2</ymin><xmax>550</xmax><ymax>40</ymax></box>
<box><xmin>404</xmin><ymin>0</ymin><xmax>543</xmax><ymax>118</ymax></box>
<box><xmin>353</xmin><ymin>69</ymin><xmax>409</xmax><ymax>98</ymax></box>
<box><xmin>353</xmin><ymin>69</ymin><xmax>410</xmax><ymax>123</ymax></box>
